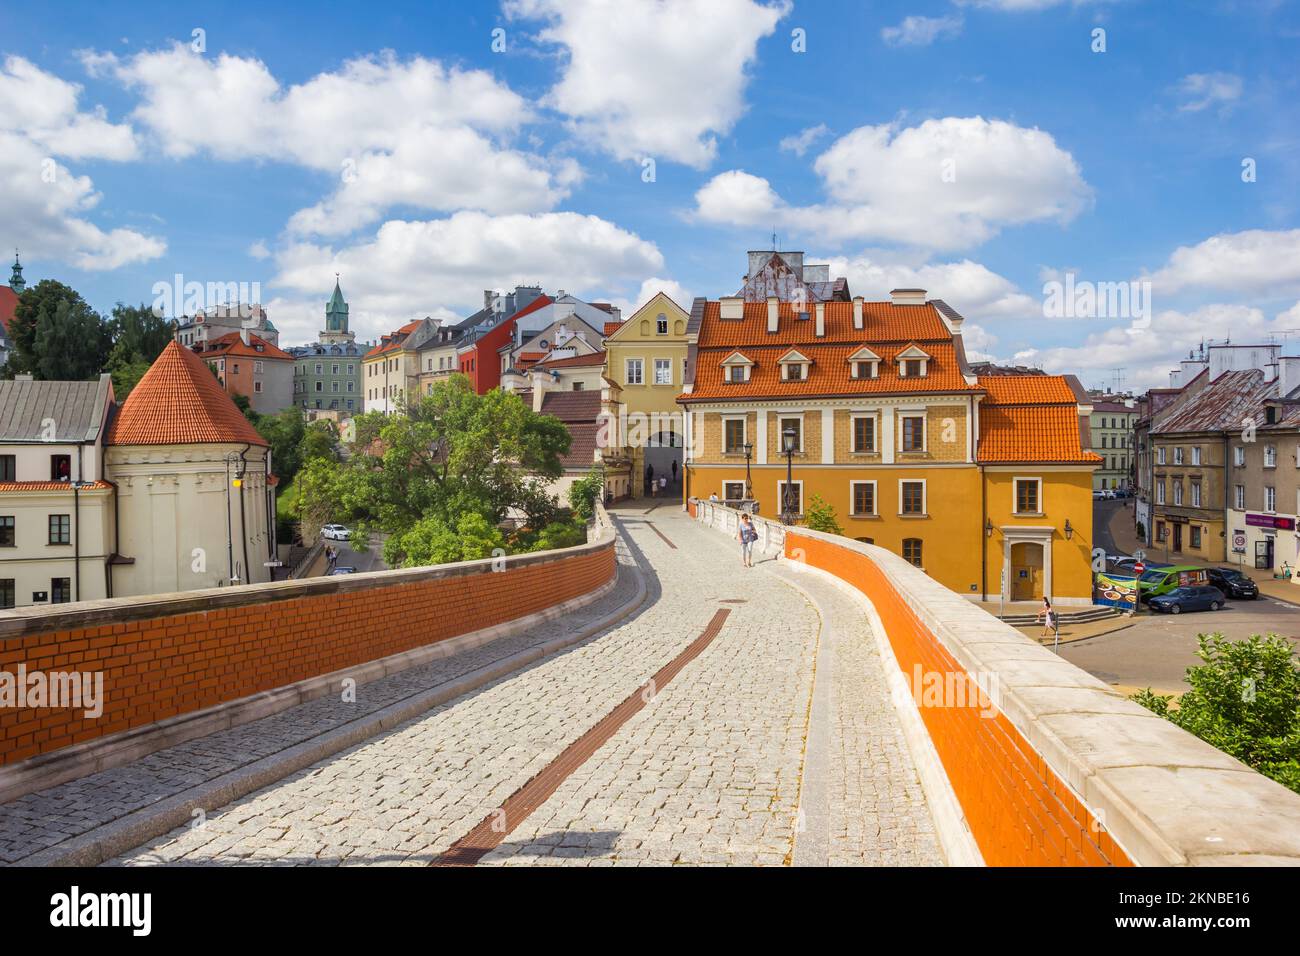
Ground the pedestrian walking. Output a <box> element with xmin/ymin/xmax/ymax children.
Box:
<box><xmin>1036</xmin><ymin>596</ymin><xmax>1056</xmax><ymax>640</ymax></box>
<box><xmin>737</xmin><ymin>513</ymin><xmax>757</xmax><ymax>568</ymax></box>
<box><xmin>671</xmin><ymin>460</ymin><xmax>678</xmax><ymax>483</ymax></box>
<box><xmin>325</xmin><ymin>545</ymin><xmax>337</xmax><ymax>572</ymax></box>
<box><xmin>659</xmin><ymin>476</ymin><xmax>668</xmax><ymax>496</ymax></box>
<box><xmin>645</xmin><ymin>463</ymin><xmax>654</xmax><ymax>495</ymax></box>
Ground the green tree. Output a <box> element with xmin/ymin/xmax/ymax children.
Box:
<box><xmin>6</xmin><ymin>279</ymin><xmax>79</xmax><ymax>375</ymax></box>
<box><xmin>804</xmin><ymin>494</ymin><xmax>844</xmax><ymax>535</ymax></box>
<box><xmin>384</xmin><ymin>512</ymin><xmax>505</xmax><ymax>568</ymax></box>
<box><xmin>7</xmin><ymin>280</ymin><xmax>111</xmax><ymax>380</ymax></box>
<box><xmin>568</xmin><ymin>465</ymin><xmax>605</xmax><ymax>523</ymax></box>
<box><xmin>253</xmin><ymin>408</ymin><xmax>306</xmax><ymax>485</ymax></box>
<box><xmin>109</xmin><ymin>357</ymin><xmax>153</xmax><ymax>401</ymax></box>
<box><xmin>1133</xmin><ymin>633</ymin><xmax>1300</xmax><ymax>793</ymax></box>
<box><xmin>231</xmin><ymin>393</ymin><xmax>258</xmax><ymax>423</ymax></box>
<box><xmin>300</xmin><ymin>419</ymin><xmax>338</xmax><ymax>466</ymax></box>
<box><xmin>106</xmin><ymin>302</ymin><xmax>174</xmax><ymax>370</ymax></box>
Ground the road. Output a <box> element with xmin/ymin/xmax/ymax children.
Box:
<box><xmin>109</xmin><ymin>508</ymin><xmax>942</xmax><ymax>867</ymax></box>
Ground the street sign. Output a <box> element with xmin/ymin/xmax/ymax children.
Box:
<box><xmin>1133</xmin><ymin>561</ymin><xmax>1145</xmax><ymax>575</ymax></box>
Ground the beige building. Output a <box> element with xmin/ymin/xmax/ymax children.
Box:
<box><xmin>1090</xmin><ymin>399</ymin><xmax>1138</xmax><ymax>490</ymax></box>
<box><xmin>1228</xmin><ymin>396</ymin><xmax>1300</xmax><ymax>575</ymax></box>
<box><xmin>364</xmin><ymin>317</ymin><xmax>439</xmax><ymax>413</ymax></box>
<box><xmin>0</xmin><ymin>374</ymin><xmax>116</xmax><ymax>609</ymax></box>
<box><xmin>602</xmin><ymin>292</ymin><xmax>692</xmax><ymax>496</ymax></box>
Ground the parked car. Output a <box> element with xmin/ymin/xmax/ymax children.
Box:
<box><xmin>327</xmin><ymin>566</ymin><xmax>357</xmax><ymax>575</ymax></box>
<box><xmin>1148</xmin><ymin>585</ymin><xmax>1227</xmax><ymax>614</ymax></box>
<box><xmin>1206</xmin><ymin>567</ymin><xmax>1260</xmax><ymax>600</ymax></box>
<box><xmin>321</xmin><ymin>524</ymin><xmax>351</xmax><ymax>541</ymax></box>
<box><xmin>1137</xmin><ymin>564</ymin><xmax>1208</xmax><ymax>601</ymax></box>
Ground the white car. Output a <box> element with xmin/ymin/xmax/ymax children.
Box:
<box><xmin>321</xmin><ymin>524</ymin><xmax>351</xmax><ymax>541</ymax></box>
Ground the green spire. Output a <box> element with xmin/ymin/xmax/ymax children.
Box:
<box><xmin>325</xmin><ymin>274</ymin><xmax>348</xmax><ymax>332</ymax></box>
<box><xmin>9</xmin><ymin>251</ymin><xmax>24</xmax><ymax>293</ymax></box>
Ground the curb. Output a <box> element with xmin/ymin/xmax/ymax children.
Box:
<box><xmin>12</xmin><ymin>555</ymin><xmax>650</xmax><ymax>868</ymax></box>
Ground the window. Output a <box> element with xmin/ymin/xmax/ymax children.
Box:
<box><xmin>727</xmin><ymin>365</ymin><xmax>747</xmax><ymax>383</ymax></box>
<box><xmin>51</xmin><ymin>577</ymin><xmax>71</xmax><ymax>604</ymax></box>
<box><xmin>50</xmin><ymin>454</ymin><xmax>71</xmax><ymax>482</ymax></box>
<box><xmin>851</xmin><ymin>361</ymin><xmax>877</xmax><ymax>379</ymax></box>
<box><xmin>656</xmin><ymin>314</ymin><xmax>668</xmax><ymax>335</ymax></box>
<box><xmin>903</xmin><ymin>359</ymin><xmax>924</xmax><ymax>377</ymax></box>
<box><xmin>254</xmin><ymin>381</ymin><xmax>263</xmax><ymax>393</ymax></box>
<box><xmin>0</xmin><ymin>579</ymin><xmax>13</xmax><ymax>609</ymax></box>
<box><xmin>852</xmin><ymin>415</ymin><xmax>875</xmax><ymax>453</ymax></box>
<box><xmin>347</xmin><ymin>364</ymin><xmax>354</xmax><ymax>374</ymax></box>
<box><xmin>1174</xmin><ymin>447</ymin><xmax>1184</xmax><ymax>465</ymax></box>
<box><xmin>347</xmin><ymin>382</ymin><xmax>354</xmax><ymax>392</ymax></box>
<box><xmin>1014</xmin><ymin>478</ymin><xmax>1041</xmax><ymax>515</ymax></box>
<box><xmin>1191</xmin><ymin>526</ymin><xmax>1202</xmax><ymax>549</ymax></box>
<box><xmin>1234</xmin><ymin>446</ymin><xmax>1245</xmax><ymax>466</ymax></box>
<box><xmin>1235</xmin><ymin>485</ymin><xmax>1245</xmax><ymax>509</ymax></box>
<box><xmin>723</xmin><ymin>417</ymin><xmax>746</xmax><ymax>454</ymax></box>
<box><xmin>332</xmin><ymin>364</ymin><xmax>340</xmax><ymax>374</ymax></box>
<box><xmin>1266</xmin><ymin>486</ymin><xmax>1277</xmax><ymax>512</ymax></box>
<box><xmin>254</xmin><ymin>360</ymin><xmax>264</xmax><ymax>373</ymax></box>
<box><xmin>315</xmin><ymin>363</ymin><xmax>323</xmax><ymax>374</ymax></box>
<box><xmin>1157</xmin><ymin>447</ymin><xmax>1167</xmax><ymax>465</ymax></box>
<box><xmin>851</xmin><ymin>481</ymin><xmax>876</xmax><ymax>516</ymax></box>
<box><xmin>777</xmin><ymin>481</ymin><xmax>803</xmax><ymax>516</ymax></box>
<box><xmin>902</xmin><ymin>538</ymin><xmax>923</xmax><ymax>567</ymax></box>
<box><xmin>779</xmin><ymin>417</ymin><xmax>802</xmax><ymax>453</ymax></box>
<box><xmin>1191</xmin><ymin>481</ymin><xmax>1202</xmax><ymax>507</ymax></box>
<box><xmin>723</xmin><ymin>481</ymin><xmax>746</xmax><ymax>503</ymax></box>
<box><xmin>1265</xmin><ymin>445</ymin><xmax>1277</xmax><ymax>468</ymax></box>
<box><xmin>1156</xmin><ymin>480</ymin><xmax>1166</xmax><ymax>505</ymax></box>
<box><xmin>331</xmin><ymin>382</ymin><xmax>339</xmax><ymax>392</ymax></box>
<box><xmin>900</xmin><ymin>480</ymin><xmax>926</xmax><ymax>515</ymax></box>
<box><xmin>900</xmin><ymin>415</ymin><xmax>925</xmax><ymax>452</ymax></box>
<box><xmin>0</xmin><ymin>454</ymin><xmax>13</xmax><ymax>482</ymax></box>
<box><xmin>0</xmin><ymin>516</ymin><xmax>13</xmax><ymax>547</ymax></box>
<box><xmin>1192</xmin><ymin>446</ymin><xmax>1201</xmax><ymax>466</ymax></box>
<box><xmin>1173</xmin><ymin>482</ymin><xmax>1183</xmax><ymax>506</ymax></box>
<box><xmin>654</xmin><ymin>358</ymin><xmax>672</xmax><ymax>385</ymax></box>
<box><xmin>315</xmin><ymin>381</ymin><xmax>323</xmax><ymax>392</ymax></box>
<box><xmin>48</xmin><ymin>514</ymin><xmax>70</xmax><ymax>545</ymax></box>
<box><xmin>783</xmin><ymin>362</ymin><xmax>805</xmax><ymax>381</ymax></box>
<box><xmin>572</xmin><ymin>382</ymin><xmax>585</xmax><ymax>391</ymax></box>
<box><xmin>626</xmin><ymin>358</ymin><xmax>643</xmax><ymax>385</ymax></box>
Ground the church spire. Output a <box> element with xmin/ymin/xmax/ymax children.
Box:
<box><xmin>9</xmin><ymin>250</ymin><xmax>24</xmax><ymax>293</ymax></box>
<box><xmin>320</xmin><ymin>273</ymin><xmax>354</xmax><ymax>344</ymax></box>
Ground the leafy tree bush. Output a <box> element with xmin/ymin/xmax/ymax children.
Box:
<box><xmin>568</xmin><ymin>465</ymin><xmax>605</xmax><ymax>523</ymax></box>
<box><xmin>384</xmin><ymin>512</ymin><xmax>505</xmax><ymax>567</ymax></box>
<box><xmin>804</xmin><ymin>494</ymin><xmax>843</xmax><ymax>535</ymax></box>
<box><xmin>1133</xmin><ymin>633</ymin><xmax>1300</xmax><ymax>793</ymax></box>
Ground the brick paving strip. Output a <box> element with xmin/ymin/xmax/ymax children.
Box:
<box><xmin>432</xmin><ymin>608</ymin><xmax>731</xmax><ymax>866</ymax></box>
<box><xmin>0</xmin><ymin>530</ymin><xmax>648</xmax><ymax>867</ymax></box>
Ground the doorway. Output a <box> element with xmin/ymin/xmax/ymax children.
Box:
<box><xmin>1010</xmin><ymin>541</ymin><xmax>1044</xmax><ymax>601</ymax></box>
<box><xmin>1172</xmin><ymin>522</ymin><xmax>1183</xmax><ymax>552</ymax></box>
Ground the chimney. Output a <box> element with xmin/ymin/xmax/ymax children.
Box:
<box><xmin>814</xmin><ymin>302</ymin><xmax>825</xmax><ymax>337</ymax></box>
<box><xmin>720</xmin><ymin>296</ymin><xmax>743</xmax><ymax>320</ymax></box>
<box><xmin>889</xmin><ymin>288</ymin><xmax>927</xmax><ymax>306</ymax></box>
<box><xmin>852</xmin><ymin>296</ymin><xmax>863</xmax><ymax>330</ymax></box>
<box><xmin>240</xmin><ymin>327</ymin><xmax>250</xmax><ymax>346</ymax></box>
<box><xmin>531</xmin><ymin>368</ymin><xmax>548</xmax><ymax>413</ymax></box>
<box><xmin>766</xmin><ymin>295</ymin><xmax>779</xmax><ymax>334</ymax></box>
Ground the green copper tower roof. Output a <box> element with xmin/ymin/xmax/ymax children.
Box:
<box><xmin>9</xmin><ymin>251</ymin><xmax>24</xmax><ymax>293</ymax></box>
<box><xmin>325</xmin><ymin>276</ymin><xmax>348</xmax><ymax>332</ymax></box>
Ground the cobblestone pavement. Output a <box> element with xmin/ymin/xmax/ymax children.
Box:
<box><xmin>27</xmin><ymin>507</ymin><xmax>941</xmax><ymax>867</ymax></box>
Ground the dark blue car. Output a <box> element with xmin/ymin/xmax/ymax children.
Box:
<box><xmin>1147</xmin><ymin>585</ymin><xmax>1227</xmax><ymax>614</ymax></box>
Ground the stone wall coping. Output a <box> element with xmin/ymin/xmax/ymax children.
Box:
<box><xmin>690</xmin><ymin>499</ymin><xmax>1300</xmax><ymax>867</ymax></box>
<box><xmin>0</xmin><ymin>506</ymin><xmax>617</xmax><ymax>641</ymax></box>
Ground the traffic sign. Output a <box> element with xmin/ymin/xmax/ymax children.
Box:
<box><xmin>1133</xmin><ymin>561</ymin><xmax>1145</xmax><ymax>575</ymax></box>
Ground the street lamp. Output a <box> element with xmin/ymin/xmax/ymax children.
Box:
<box><xmin>742</xmin><ymin>441</ymin><xmax>754</xmax><ymax>500</ymax></box>
<box><xmin>781</xmin><ymin>425</ymin><xmax>798</xmax><ymax>524</ymax></box>
<box><xmin>1064</xmin><ymin>519</ymin><xmax>1074</xmax><ymax>541</ymax></box>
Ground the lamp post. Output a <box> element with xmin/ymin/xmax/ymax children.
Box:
<box><xmin>742</xmin><ymin>441</ymin><xmax>754</xmax><ymax>501</ymax></box>
<box><xmin>781</xmin><ymin>426</ymin><xmax>797</xmax><ymax>525</ymax></box>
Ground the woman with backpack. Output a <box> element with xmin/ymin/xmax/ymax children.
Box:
<box><xmin>737</xmin><ymin>513</ymin><xmax>758</xmax><ymax>568</ymax></box>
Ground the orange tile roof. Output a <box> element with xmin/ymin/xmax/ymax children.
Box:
<box><xmin>688</xmin><ymin>342</ymin><xmax>975</xmax><ymax>401</ymax></box>
<box><xmin>977</xmin><ymin>374</ymin><xmax>1078</xmax><ymax>405</ymax></box>
<box><xmin>978</xmin><ymin>405</ymin><xmax>1101</xmax><ymax>463</ymax></box>
<box><xmin>697</xmin><ymin>300</ymin><xmax>951</xmax><ymax>348</ymax></box>
<box><xmin>0</xmin><ymin>480</ymin><xmax>112</xmax><ymax>492</ymax></box>
<box><xmin>198</xmin><ymin>331</ymin><xmax>293</xmax><ymax>361</ymax></box>
<box><xmin>534</xmin><ymin>350</ymin><xmax>607</xmax><ymax>370</ymax></box>
<box><xmin>106</xmin><ymin>341</ymin><xmax>267</xmax><ymax>447</ymax></box>
<box><xmin>365</xmin><ymin>320</ymin><xmax>426</xmax><ymax>359</ymax></box>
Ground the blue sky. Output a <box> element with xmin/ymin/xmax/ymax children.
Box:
<box><xmin>3</xmin><ymin>0</ymin><xmax>1298</xmax><ymax>389</ymax></box>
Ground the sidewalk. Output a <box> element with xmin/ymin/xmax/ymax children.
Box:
<box><xmin>1106</xmin><ymin>505</ymin><xmax>1300</xmax><ymax>606</ymax></box>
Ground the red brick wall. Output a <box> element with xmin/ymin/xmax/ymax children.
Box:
<box><xmin>0</xmin><ymin>544</ymin><xmax>614</xmax><ymax>766</ymax></box>
<box><xmin>789</xmin><ymin>532</ymin><xmax>1131</xmax><ymax>867</ymax></box>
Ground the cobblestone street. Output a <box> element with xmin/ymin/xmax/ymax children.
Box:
<box><xmin>86</xmin><ymin>507</ymin><xmax>944</xmax><ymax>866</ymax></box>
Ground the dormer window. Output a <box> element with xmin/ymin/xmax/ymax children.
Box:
<box><xmin>896</xmin><ymin>344</ymin><xmax>931</xmax><ymax>378</ymax></box>
<box><xmin>777</xmin><ymin>348</ymin><xmax>811</xmax><ymax>382</ymax></box>
<box><xmin>847</xmin><ymin>346</ymin><xmax>881</xmax><ymax>380</ymax></box>
<box><xmin>656</xmin><ymin>313</ymin><xmax>668</xmax><ymax>335</ymax></box>
<box><xmin>720</xmin><ymin>351</ymin><xmax>754</xmax><ymax>384</ymax></box>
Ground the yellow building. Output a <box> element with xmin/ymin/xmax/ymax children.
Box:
<box><xmin>603</xmin><ymin>292</ymin><xmax>692</xmax><ymax>496</ymax></box>
<box><xmin>681</xmin><ymin>291</ymin><xmax>1099</xmax><ymax>604</ymax></box>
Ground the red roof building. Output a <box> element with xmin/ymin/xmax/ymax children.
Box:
<box><xmin>457</xmin><ymin>295</ymin><xmax>552</xmax><ymax>394</ymax></box>
<box><xmin>192</xmin><ymin>332</ymin><xmax>295</xmax><ymax>415</ymax></box>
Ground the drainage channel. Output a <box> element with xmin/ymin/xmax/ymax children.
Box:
<box><xmin>431</xmin><ymin>607</ymin><xmax>732</xmax><ymax>866</ymax></box>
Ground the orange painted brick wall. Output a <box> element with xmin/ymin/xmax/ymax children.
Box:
<box><xmin>789</xmin><ymin>532</ymin><xmax>1131</xmax><ymax>867</ymax></box>
<box><xmin>0</xmin><ymin>545</ymin><xmax>614</xmax><ymax>766</ymax></box>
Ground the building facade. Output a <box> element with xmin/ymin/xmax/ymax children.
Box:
<box><xmin>289</xmin><ymin>279</ymin><xmax>366</xmax><ymax>415</ymax></box>
<box><xmin>175</xmin><ymin>303</ymin><xmax>280</xmax><ymax>349</ymax></box>
<box><xmin>0</xmin><ymin>253</ymin><xmax>23</xmax><ymax>371</ymax></box>
<box><xmin>194</xmin><ymin>330</ymin><xmax>295</xmax><ymax>415</ymax></box>
<box><xmin>1089</xmin><ymin>399</ymin><xmax>1138</xmax><ymax>490</ymax></box>
<box><xmin>603</xmin><ymin>292</ymin><xmax>691</xmax><ymax>496</ymax></box>
<box><xmin>0</xmin><ymin>374</ymin><xmax>116</xmax><ymax>609</ymax></box>
<box><xmin>363</xmin><ymin>317</ymin><xmax>439</xmax><ymax>414</ymax></box>
<box><xmin>680</xmin><ymin>290</ymin><xmax>1098</xmax><ymax>603</ymax></box>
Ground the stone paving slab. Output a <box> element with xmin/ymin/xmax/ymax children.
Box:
<box><xmin>0</xmin><ymin>532</ymin><xmax>641</xmax><ymax>865</ymax></box>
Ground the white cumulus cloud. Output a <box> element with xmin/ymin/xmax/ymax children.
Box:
<box><xmin>881</xmin><ymin>15</ymin><xmax>963</xmax><ymax>47</ymax></box>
